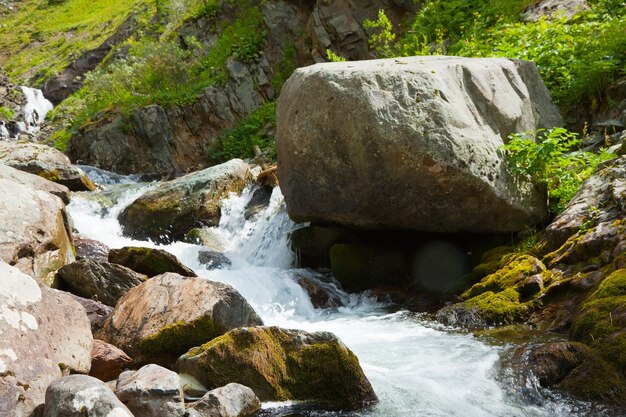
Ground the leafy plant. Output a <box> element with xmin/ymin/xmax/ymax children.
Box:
<box><xmin>325</xmin><ymin>49</ymin><xmax>346</xmax><ymax>62</ymax></box>
<box><xmin>503</xmin><ymin>128</ymin><xmax>616</xmax><ymax>214</ymax></box>
<box><xmin>363</xmin><ymin>9</ymin><xmax>396</xmax><ymax>58</ymax></box>
<box><xmin>0</xmin><ymin>106</ymin><xmax>15</xmax><ymax>120</ymax></box>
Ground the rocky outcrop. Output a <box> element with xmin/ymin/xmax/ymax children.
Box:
<box><xmin>0</xmin><ymin>163</ymin><xmax>70</xmax><ymax>203</ymax></box>
<box><xmin>96</xmin><ymin>273</ymin><xmax>263</xmax><ymax>366</ymax></box>
<box><xmin>118</xmin><ymin>159</ymin><xmax>250</xmax><ymax>244</ymax></box>
<box><xmin>277</xmin><ymin>57</ymin><xmax>560</xmax><ymax>233</ymax></box>
<box><xmin>57</xmin><ymin>259</ymin><xmax>148</xmax><ymax>307</ymax></box>
<box><xmin>0</xmin><ymin>262</ymin><xmax>92</xmax><ymax>416</ymax></box>
<box><xmin>522</xmin><ymin>0</ymin><xmax>589</xmax><ymax>22</ymax></box>
<box><xmin>186</xmin><ymin>383</ymin><xmax>261</xmax><ymax>417</ymax></box>
<box><xmin>0</xmin><ymin>141</ymin><xmax>96</xmax><ymax>191</ymax></box>
<box><xmin>0</xmin><ymin>176</ymin><xmax>74</xmax><ymax>283</ymax></box>
<box><xmin>89</xmin><ymin>340</ymin><xmax>133</xmax><ymax>382</ymax></box>
<box><xmin>109</xmin><ymin>246</ymin><xmax>196</xmax><ymax>277</ymax></box>
<box><xmin>176</xmin><ymin>326</ymin><xmax>377</xmax><ymax>409</ymax></box>
<box><xmin>43</xmin><ymin>375</ymin><xmax>133</xmax><ymax>417</ymax></box>
<box><xmin>115</xmin><ymin>365</ymin><xmax>184</xmax><ymax>417</ymax></box>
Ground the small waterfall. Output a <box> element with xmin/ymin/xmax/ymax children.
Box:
<box><xmin>20</xmin><ymin>86</ymin><xmax>53</xmax><ymax>133</ymax></box>
<box><xmin>67</xmin><ymin>171</ymin><xmax>615</xmax><ymax>417</ymax></box>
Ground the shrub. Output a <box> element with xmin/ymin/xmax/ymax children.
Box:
<box><xmin>363</xmin><ymin>9</ymin><xmax>396</xmax><ymax>58</ymax></box>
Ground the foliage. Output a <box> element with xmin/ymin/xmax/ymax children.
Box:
<box><xmin>0</xmin><ymin>106</ymin><xmax>15</xmax><ymax>120</ymax></box>
<box><xmin>271</xmin><ymin>45</ymin><xmax>297</xmax><ymax>93</ymax></box>
<box><xmin>503</xmin><ymin>128</ymin><xmax>616</xmax><ymax>213</ymax></box>
<box><xmin>363</xmin><ymin>9</ymin><xmax>396</xmax><ymax>58</ymax></box>
<box><xmin>325</xmin><ymin>49</ymin><xmax>346</xmax><ymax>63</ymax></box>
<box><xmin>212</xmin><ymin>101</ymin><xmax>277</xmax><ymax>162</ymax></box>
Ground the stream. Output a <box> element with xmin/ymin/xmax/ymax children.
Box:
<box><xmin>68</xmin><ymin>171</ymin><xmax>617</xmax><ymax>417</ymax></box>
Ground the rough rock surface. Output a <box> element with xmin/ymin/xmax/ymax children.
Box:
<box><xmin>198</xmin><ymin>250</ymin><xmax>231</xmax><ymax>270</ymax></box>
<box><xmin>118</xmin><ymin>159</ymin><xmax>250</xmax><ymax>244</ymax></box>
<box><xmin>0</xmin><ymin>177</ymin><xmax>74</xmax><ymax>283</ymax></box>
<box><xmin>74</xmin><ymin>237</ymin><xmax>110</xmax><ymax>262</ymax></box>
<box><xmin>109</xmin><ymin>246</ymin><xmax>196</xmax><ymax>277</ymax></box>
<box><xmin>69</xmin><ymin>294</ymin><xmax>114</xmax><ymax>335</ymax></box>
<box><xmin>0</xmin><ymin>262</ymin><xmax>92</xmax><ymax>416</ymax></box>
<box><xmin>176</xmin><ymin>326</ymin><xmax>377</xmax><ymax>409</ymax></box>
<box><xmin>43</xmin><ymin>375</ymin><xmax>133</xmax><ymax>417</ymax></box>
<box><xmin>57</xmin><ymin>259</ymin><xmax>148</xmax><ymax>307</ymax></box>
<box><xmin>115</xmin><ymin>364</ymin><xmax>184</xmax><ymax>417</ymax></box>
<box><xmin>89</xmin><ymin>340</ymin><xmax>133</xmax><ymax>382</ymax></box>
<box><xmin>0</xmin><ymin>141</ymin><xmax>96</xmax><ymax>191</ymax></box>
<box><xmin>277</xmin><ymin>56</ymin><xmax>561</xmax><ymax>233</ymax></box>
<box><xmin>522</xmin><ymin>0</ymin><xmax>589</xmax><ymax>22</ymax></box>
<box><xmin>0</xmin><ymin>163</ymin><xmax>70</xmax><ymax>203</ymax></box>
<box><xmin>96</xmin><ymin>273</ymin><xmax>263</xmax><ymax>366</ymax></box>
<box><xmin>186</xmin><ymin>383</ymin><xmax>261</xmax><ymax>417</ymax></box>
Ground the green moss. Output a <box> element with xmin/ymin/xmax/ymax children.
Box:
<box><xmin>465</xmin><ymin>288</ymin><xmax>530</xmax><ymax>325</ymax></box>
<box><xmin>463</xmin><ymin>254</ymin><xmax>544</xmax><ymax>299</ymax></box>
<box><xmin>592</xmin><ymin>269</ymin><xmax>626</xmax><ymax>299</ymax></box>
<box><xmin>37</xmin><ymin>169</ymin><xmax>61</xmax><ymax>182</ymax></box>
<box><xmin>559</xmin><ymin>352</ymin><xmax>626</xmax><ymax>403</ymax></box>
<box><xmin>0</xmin><ymin>106</ymin><xmax>15</xmax><ymax>120</ymax></box>
<box><xmin>140</xmin><ymin>316</ymin><xmax>225</xmax><ymax>356</ymax></box>
<box><xmin>271</xmin><ymin>44</ymin><xmax>297</xmax><ymax>93</ymax></box>
<box><xmin>471</xmin><ymin>246</ymin><xmax>514</xmax><ymax>280</ymax></box>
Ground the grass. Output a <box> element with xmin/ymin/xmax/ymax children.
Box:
<box><xmin>0</xmin><ymin>0</ymin><xmax>156</xmax><ymax>85</ymax></box>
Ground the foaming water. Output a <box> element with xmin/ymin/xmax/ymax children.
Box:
<box><xmin>68</xmin><ymin>173</ymin><xmax>617</xmax><ymax>417</ymax></box>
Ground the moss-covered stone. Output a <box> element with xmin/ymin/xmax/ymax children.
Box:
<box><xmin>140</xmin><ymin>316</ymin><xmax>225</xmax><ymax>356</ymax></box>
<box><xmin>464</xmin><ymin>288</ymin><xmax>531</xmax><ymax>325</ymax></box>
<box><xmin>470</xmin><ymin>246</ymin><xmax>515</xmax><ymax>280</ymax></box>
<box><xmin>108</xmin><ymin>246</ymin><xmax>196</xmax><ymax>277</ymax></box>
<box><xmin>176</xmin><ymin>326</ymin><xmax>377</xmax><ymax>409</ymax></box>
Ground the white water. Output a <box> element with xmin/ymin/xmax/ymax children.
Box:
<box><xmin>20</xmin><ymin>86</ymin><xmax>53</xmax><ymax>132</ymax></box>
<box><xmin>68</xmin><ymin>176</ymin><xmax>613</xmax><ymax>417</ymax></box>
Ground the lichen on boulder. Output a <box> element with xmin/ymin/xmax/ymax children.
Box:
<box><xmin>176</xmin><ymin>326</ymin><xmax>377</xmax><ymax>409</ymax></box>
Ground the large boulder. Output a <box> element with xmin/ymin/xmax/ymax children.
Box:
<box><xmin>115</xmin><ymin>365</ymin><xmax>184</xmax><ymax>417</ymax></box>
<box><xmin>176</xmin><ymin>326</ymin><xmax>377</xmax><ymax>409</ymax></box>
<box><xmin>0</xmin><ymin>262</ymin><xmax>92</xmax><ymax>416</ymax></box>
<box><xmin>186</xmin><ymin>383</ymin><xmax>260</xmax><ymax>417</ymax></box>
<box><xmin>42</xmin><ymin>375</ymin><xmax>133</xmax><ymax>417</ymax></box>
<box><xmin>89</xmin><ymin>340</ymin><xmax>133</xmax><ymax>382</ymax></box>
<box><xmin>96</xmin><ymin>273</ymin><xmax>263</xmax><ymax>366</ymax></box>
<box><xmin>0</xmin><ymin>141</ymin><xmax>96</xmax><ymax>191</ymax></box>
<box><xmin>69</xmin><ymin>294</ymin><xmax>114</xmax><ymax>335</ymax></box>
<box><xmin>0</xmin><ymin>163</ymin><xmax>70</xmax><ymax>204</ymax></box>
<box><xmin>277</xmin><ymin>56</ymin><xmax>561</xmax><ymax>233</ymax></box>
<box><xmin>57</xmin><ymin>259</ymin><xmax>148</xmax><ymax>306</ymax></box>
<box><xmin>109</xmin><ymin>246</ymin><xmax>196</xmax><ymax>277</ymax></box>
<box><xmin>0</xmin><ymin>178</ymin><xmax>74</xmax><ymax>284</ymax></box>
<box><xmin>118</xmin><ymin>159</ymin><xmax>250</xmax><ymax>244</ymax></box>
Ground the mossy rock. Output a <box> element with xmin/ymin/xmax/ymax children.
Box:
<box><xmin>109</xmin><ymin>246</ymin><xmax>196</xmax><ymax>277</ymax></box>
<box><xmin>176</xmin><ymin>326</ymin><xmax>378</xmax><ymax>409</ymax></box>
<box><xmin>470</xmin><ymin>246</ymin><xmax>515</xmax><ymax>280</ymax></box>
<box><xmin>329</xmin><ymin>243</ymin><xmax>407</xmax><ymax>291</ymax></box>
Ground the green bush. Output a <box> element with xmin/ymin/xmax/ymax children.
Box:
<box><xmin>363</xmin><ymin>9</ymin><xmax>396</xmax><ymax>58</ymax></box>
<box><xmin>212</xmin><ymin>101</ymin><xmax>277</xmax><ymax>162</ymax></box>
<box><xmin>503</xmin><ymin>128</ymin><xmax>616</xmax><ymax>214</ymax></box>
<box><xmin>0</xmin><ymin>106</ymin><xmax>15</xmax><ymax>120</ymax></box>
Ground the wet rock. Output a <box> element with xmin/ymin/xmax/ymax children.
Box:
<box><xmin>516</xmin><ymin>274</ymin><xmax>544</xmax><ymax>299</ymax></box>
<box><xmin>244</xmin><ymin>185</ymin><xmax>273</xmax><ymax>219</ymax></box>
<box><xmin>69</xmin><ymin>294</ymin><xmax>114</xmax><ymax>335</ymax></box>
<box><xmin>512</xmin><ymin>341</ymin><xmax>626</xmax><ymax>404</ymax></box>
<box><xmin>295</xmin><ymin>274</ymin><xmax>339</xmax><ymax>309</ymax></box>
<box><xmin>74</xmin><ymin>237</ymin><xmax>110</xmax><ymax>262</ymax></box>
<box><xmin>185</xmin><ymin>227</ymin><xmax>226</xmax><ymax>252</ymax></box>
<box><xmin>0</xmin><ymin>177</ymin><xmax>74</xmax><ymax>283</ymax></box>
<box><xmin>115</xmin><ymin>364</ymin><xmax>184</xmax><ymax>417</ymax></box>
<box><xmin>89</xmin><ymin>340</ymin><xmax>133</xmax><ymax>382</ymax></box>
<box><xmin>278</xmin><ymin>57</ymin><xmax>559</xmax><ymax>233</ymax></box>
<box><xmin>109</xmin><ymin>246</ymin><xmax>196</xmax><ymax>277</ymax></box>
<box><xmin>0</xmin><ymin>163</ymin><xmax>70</xmax><ymax>204</ymax></box>
<box><xmin>0</xmin><ymin>262</ymin><xmax>92</xmax><ymax>416</ymax></box>
<box><xmin>179</xmin><ymin>373</ymin><xmax>208</xmax><ymax>398</ymax></box>
<box><xmin>57</xmin><ymin>259</ymin><xmax>148</xmax><ymax>307</ymax></box>
<box><xmin>176</xmin><ymin>326</ymin><xmax>377</xmax><ymax>409</ymax></box>
<box><xmin>96</xmin><ymin>273</ymin><xmax>263</xmax><ymax>366</ymax></box>
<box><xmin>198</xmin><ymin>250</ymin><xmax>231</xmax><ymax>270</ymax></box>
<box><xmin>118</xmin><ymin>159</ymin><xmax>250</xmax><ymax>244</ymax></box>
<box><xmin>0</xmin><ymin>141</ymin><xmax>96</xmax><ymax>191</ymax></box>
<box><xmin>290</xmin><ymin>225</ymin><xmax>351</xmax><ymax>268</ymax></box>
<box><xmin>43</xmin><ymin>375</ymin><xmax>133</xmax><ymax>417</ymax></box>
<box><xmin>186</xmin><ymin>383</ymin><xmax>260</xmax><ymax>417</ymax></box>
<box><xmin>436</xmin><ymin>303</ymin><xmax>488</xmax><ymax>330</ymax></box>
<box><xmin>522</xmin><ymin>0</ymin><xmax>589</xmax><ymax>22</ymax></box>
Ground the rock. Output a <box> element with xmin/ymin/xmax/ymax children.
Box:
<box><xmin>89</xmin><ymin>340</ymin><xmax>133</xmax><ymax>382</ymax></box>
<box><xmin>0</xmin><ymin>163</ymin><xmax>70</xmax><ymax>204</ymax></box>
<box><xmin>0</xmin><ymin>177</ymin><xmax>74</xmax><ymax>283</ymax></box>
<box><xmin>179</xmin><ymin>373</ymin><xmax>208</xmax><ymax>398</ymax></box>
<box><xmin>522</xmin><ymin>0</ymin><xmax>589</xmax><ymax>22</ymax></box>
<box><xmin>198</xmin><ymin>250</ymin><xmax>231</xmax><ymax>270</ymax></box>
<box><xmin>96</xmin><ymin>273</ymin><xmax>263</xmax><ymax>366</ymax></box>
<box><xmin>512</xmin><ymin>342</ymin><xmax>625</xmax><ymax>404</ymax></box>
<box><xmin>185</xmin><ymin>227</ymin><xmax>226</xmax><ymax>252</ymax></box>
<box><xmin>543</xmin><ymin>156</ymin><xmax>626</xmax><ymax>265</ymax></box>
<box><xmin>115</xmin><ymin>364</ymin><xmax>184</xmax><ymax>417</ymax></box>
<box><xmin>118</xmin><ymin>159</ymin><xmax>250</xmax><ymax>244</ymax></box>
<box><xmin>290</xmin><ymin>225</ymin><xmax>351</xmax><ymax>268</ymax></box>
<box><xmin>42</xmin><ymin>375</ymin><xmax>133</xmax><ymax>417</ymax></box>
<box><xmin>69</xmin><ymin>294</ymin><xmax>114</xmax><ymax>335</ymax></box>
<box><xmin>0</xmin><ymin>262</ymin><xmax>92</xmax><ymax>416</ymax></box>
<box><xmin>0</xmin><ymin>141</ymin><xmax>96</xmax><ymax>191</ymax></box>
<box><xmin>295</xmin><ymin>273</ymin><xmax>340</xmax><ymax>309</ymax></box>
<box><xmin>244</xmin><ymin>184</ymin><xmax>273</xmax><ymax>219</ymax></box>
<box><xmin>57</xmin><ymin>259</ymin><xmax>148</xmax><ymax>307</ymax></box>
<box><xmin>176</xmin><ymin>326</ymin><xmax>377</xmax><ymax>409</ymax></box>
<box><xmin>186</xmin><ymin>383</ymin><xmax>260</xmax><ymax>417</ymax></box>
<box><xmin>109</xmin><ymin>246</ymin><xmax>196</xmax><ymax>277</ymax></box>
<box><xmin>74</xmin><ymin>237</ymin><xmax>110</xmax><ymax>262</ymax></box>
<box><xmin>277</xmin><ymin>57</ymin><xmax>559</xmax><ymax>233</ymax></box>
<box><xmin>516</xmin><ymin>274</ymin><xmax>544</xmax><ymax>299</ymax></box>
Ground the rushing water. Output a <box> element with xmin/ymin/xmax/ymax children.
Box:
<box><xmin>68</xmin><ymin>173</ymin><xmax>617</xmax><ymax>417</ymax></box>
